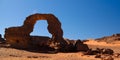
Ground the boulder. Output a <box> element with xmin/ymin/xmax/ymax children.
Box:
<box><xmin>63</xmin><ymin>43</ymin><xmax>76</xmax><ymax>52</ymax></box>
<box><xmin>75</xmin><ymin>40</ymin><xmax>89</xmax><ymax>52</ymax></box>
<box><xmin>102</xmin><ymin>48</ymin><xmax>114</xmax><ymax>55</ymax></box>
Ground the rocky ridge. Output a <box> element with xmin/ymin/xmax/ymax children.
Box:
<box><xmin>96</xmin><ymin>34</ymin><xmax>120</xmax><ymax>43</ymax></box>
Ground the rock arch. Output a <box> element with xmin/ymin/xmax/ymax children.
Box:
<box><xmin>4</xmin><ymin>13</ymin><xmax>67</xmax><ymax>49</ymax></box>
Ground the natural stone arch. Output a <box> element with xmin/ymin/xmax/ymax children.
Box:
<box><xmin>23</xmin><ymin>14</ymin><xmax>63</xmax><ymax>42</ymax></box>
<box><xmin>4</xmin><ymin>13</ymin><xmax>67</xmax><ymax>49</ymax></box>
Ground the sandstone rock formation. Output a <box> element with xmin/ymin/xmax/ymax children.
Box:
<box><xmin>4</xmin><ymin>13</ymin><xmax>89</xmax><ymax>52</ymax></box>
<box><xmin>4</xmin><ymin>13</ymin><xmax>67</xmax><ymax>49</ymax></box>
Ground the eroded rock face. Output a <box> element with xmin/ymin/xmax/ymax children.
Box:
<box><xmin>0</xmin><ymin>34</ymin><xmax>5</xmax><ymax>43</ymax></box>
<box><xmin>30</xmin><ymin>36</ymin><xmax>50</xmax><ymax>47</ymax></box>
<box><xmin>4</xmin><ymin>13</ymin><xmax>67</xmax><ymax>49</ymax></box>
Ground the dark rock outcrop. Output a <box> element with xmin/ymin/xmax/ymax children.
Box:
<box><xmin>62</xmin><ymin>39</ymin><xmax>89</xmax><ymax>52</ymax></box>
<box><xmin>86</xmin><ymin>48</ymin><xmax>114</xmax><ymax>55</ymax></box>
<box><xmin>102</xmin><ymin>48</ymin><xmax>114</xmax><ymax>55</ymax></box>
<box><xmin>0</xmin><ymin>34</ymin><xmax>5</xmax><ymax>43</ymax></box>
<box><xmin>84</xmin><ymin>48</ymin><xmax>115</xmax><ymax>60</ymax></box>
<box><xmin>75</xmin><ymin>40</ymin><xmax>89</xmax><ymax>52</ymax></box>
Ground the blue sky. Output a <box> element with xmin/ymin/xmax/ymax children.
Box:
<box><xmin>0</xmin><ymin>0</ymin><xmax>120</xmax><ymax>40</ymax></box>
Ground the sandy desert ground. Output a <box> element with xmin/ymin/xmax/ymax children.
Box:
<box><xmin>0</xmin><ymin>40</ymin><xmax>120</xmax><ymax>60</ymax></box>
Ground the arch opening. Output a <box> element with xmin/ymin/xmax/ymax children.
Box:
<box><xmin>30</xmin><ymin>20</ymin><xmax>52</xmax><ymax>37</ymax></box>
